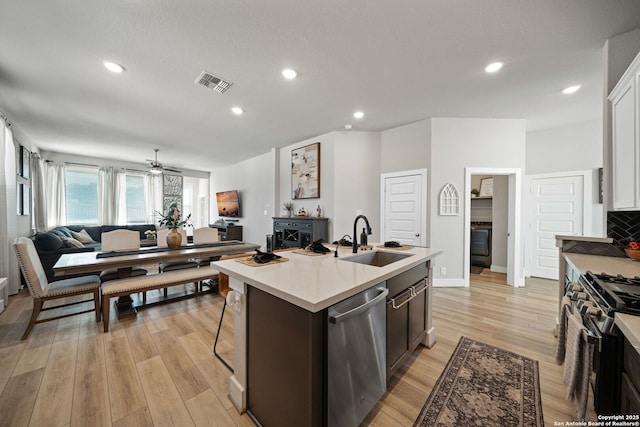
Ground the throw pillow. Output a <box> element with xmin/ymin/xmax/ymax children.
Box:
<box><xmin>53</xmin><ymin>227</ymin><xmax>73</xmax><ymax>237</ymax></box>
<box><xmin>35</xmin><ymin>233</ymin><xmax>64</xmax><ymax>251</ymax></box>
<box><xmin>71</xmin><ymin>229</ymin><xmax>96</xmax><ymax>244</ymax></box>
<box><xmin>61</xmin><ymin>236</ymin><xmax>84</xmax><ymax>248</ymax></box>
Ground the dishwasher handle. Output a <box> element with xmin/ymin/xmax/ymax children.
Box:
<box><xmin>329</xmin><ymin>287</ymin><xmax>389</xmax><ymax>324</ymax></box>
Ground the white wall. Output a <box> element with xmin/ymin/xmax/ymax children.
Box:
<box><xmin>526</xmin><ymin>120</ymin><xmax>602</xmax><ymax>174</ymax></box>
<box><xmin>380</xmin><ymin>120</ymin><xmax>430</xmax><ymax>174</ymax></box>
<box><xmin>332</xmin><ymin>131</ymin><xmax>381</xmax><ymax>242</ymax></box>
<box><xmin>430</xmin><ymin>118</ymin><xmax>526</xmax><ymax>281</ymax></box>
<box><xmin>210</xmin><ymin>150</ymin><xmax>276</xmax><ymax>248</ymax></box>
<box><xmin>526</xmin><ymin>119</ymin><xmax>604</xmax><ymax>236</ymax></box>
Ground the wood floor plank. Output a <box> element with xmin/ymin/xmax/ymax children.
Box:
<box><xmin>0</xmin><ymin>342</ymin><xmax>26</xmax><ymax>394</ymax></box>
<box><xmin>151</xmin><ymin>329</ymin><xmax>210</xmax><ymax>401</ymax></box>
<box><xmin>125</xmin><ymin>323</ymin><xmax>159</xmax><ymax>364</ymax></box>
<box><xmin>0</xmin><ymin>369</ymin><xmax>44</xmax><ymax>427</ymax></box>
<box><xmin>71</xmin><ymin>336</ymin><xmax>111</xmax><ymax>427</ymax></box>
<box><xmin>104</xmin><ymin>335</ymin><xmax>147</xmax><ymax>422</ymax></box>
<box><xmin>185</xmin><ymin>389</ymin><xmax>236</xmax><ymax>427</ymax></box>
<box><xmin>12</xmin><ymin>343</ymin><xmax>51</xmax><ymax>377</ymax></box>
<box><xmin>29</xmin><ymin>340</ymin><xmax>77</xmax><ymax>427</ymax></box>
<box><xmin>111</xmin><ymin>407</ymin><xmax>153</xmax><ymax>427</ymax></box>
<box><xmin>136</xmin><ymin>356</ymin><xmax>195</xmax><ymax>427</ymax></box>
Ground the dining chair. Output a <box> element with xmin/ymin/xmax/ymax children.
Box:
<box><xmin>13</xmin><ymin>237</ymin><xmax>101</xmax><ymax>340</ymax></box>
<box><xmin>192</xmin><ymin>226</ymin><xmax>220</xmax><ymax>267</ymax></box>
<box><xmin>192</xmin><ymin>226</ymin><xmax>221</xmax><ymax>292</ymax></box>
<box><xmin>99</xmin><ymin>230</ymin><xmax>148</xmax><ymax>282</ymax></box>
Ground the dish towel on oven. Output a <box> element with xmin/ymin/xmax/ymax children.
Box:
<box><xmin>562</xmin><ymin>313</ymin><xmax>594</xmax><ymax>421</ymax></box>
<box><xmin>555</xmin><ymin>296</ymin><xmax>572</xmax><ymax>364</ymax></box>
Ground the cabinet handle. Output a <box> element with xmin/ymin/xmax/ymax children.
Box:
<box><xmin>413</xmin><ymin>280</ymin><xmax>427</xmax><ymax>296</ymax></box>
<box><xmin>390</xmin><ymin>288</ymin><xmax>415</xmax><ymax>309</ymax></box>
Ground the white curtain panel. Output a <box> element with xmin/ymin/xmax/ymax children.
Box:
<box><xmin>115</xmin><ymin>169</ymin><xmax>127</xmax><ymax>225</ymax></box>
<box><xmin>145</xmin><ymin>173</ymin><xmax>163</xmax><ymax>225</ymax></box>
<box><xmin>31</xmin><ymin>153</ymin><xmax>47</xmax><ymax>232</ymax></box>
<box><xmin>98</xmin><ymin>166</ymin><xmax>118</xmax><ymax>225</ymax></box>
<box><xmin>45</xmin><ymin>162</ymin><xmax>66</xmax><ymax>228</ymax></box>
<box><xmin>1</xmin><ymin>124</ymin><xmax>20</xmax><ymax>294</ymax></box>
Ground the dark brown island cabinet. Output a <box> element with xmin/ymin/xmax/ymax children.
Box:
<box><xmin>246</xmin><ymin>261</ymin><xmax>432</xmax><ymax>426</ymax></box>
<box><xmin>620</xmin><ymin>337</ymin><xmax>640</xmax><ymax>414</ymax></box>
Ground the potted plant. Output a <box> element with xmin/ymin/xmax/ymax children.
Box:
<box><xmin>144</xmin><ymin>230</ymin><xmax>157</xmax><ymax>240</ymax></box>
<box><xmin>156</xmin><ymin>202</ymin><xmax>191</xmax><ymax>248</ymax></box>
<box><xmin>471</xmin><ymin>189</ymin><xmax>479</xmax><ymax>198</ymax></box>
<box><xmin>283</xmin><ymin>201</ymin><xmax>294</xmax><ymax>218</ymax></box>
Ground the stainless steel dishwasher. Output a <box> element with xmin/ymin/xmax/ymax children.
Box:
<box><xmin>327</xmin><ymin>283</ymin><xmax>388</xmax><ymax>427</ymax></box>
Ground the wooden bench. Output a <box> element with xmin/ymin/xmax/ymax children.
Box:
<box><xmin>101</xmin><ymin>267</ymin><xmax>220</xmax><ymax>332</ymax></box>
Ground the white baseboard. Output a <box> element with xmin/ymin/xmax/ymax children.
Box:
<box><xmin>433</xmin><ymin>278</ymin><xmax>466</xmax><ymax>287</ymax></box>
<box><xmin>490</xmin><ymin>265</ymin><xmax>507</xmax><ymax>274</ymax></box>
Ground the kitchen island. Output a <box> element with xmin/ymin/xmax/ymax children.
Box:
<box><xmin>212</xmin><ymin>244</ymin><xmax>442</xmax><ymax>426</ymax></box>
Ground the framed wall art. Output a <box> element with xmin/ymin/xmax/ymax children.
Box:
<box><xmin>291</xmin><ymin>142</ymin><xmax>320</xmax><ymax>199</ymax></box>
<box><xmin>163</xmin><ymin>174</ymin><xmax>183</xmax><ymax>196</ymax></box>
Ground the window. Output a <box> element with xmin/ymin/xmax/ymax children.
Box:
<box><xmin>125</xmin><ymin>174</ymin><xmax>146</xmax><ymax>224</ymax></box>
<box><xmin>65</xmin><ymin>167</ymin><xmax>98</xmax><ymax>224</ymax></box>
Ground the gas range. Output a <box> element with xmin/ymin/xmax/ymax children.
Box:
<box><xmin>569</xmin><ymin>271</ymin><xmax>640</xmax><ymax>335</ymax></box>
<box><xmin>563</xmin><ymin>270</ymin><xmax>640</xmax><ymax>415</ymax></box>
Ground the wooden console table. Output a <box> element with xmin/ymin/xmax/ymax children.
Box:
<box><xmin>209</xmin><ymin>224</ymin><xmax>243</xmax><ymax>241</ymax></box>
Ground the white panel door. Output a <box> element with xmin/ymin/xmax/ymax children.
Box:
<box><xmin>384</xmin><ymin>174</ymin><xmax>422</xmax><ymax>245</ymax></box>
<box><xmin>529</xmin><ymin>175</ymin><xmax>584</xmax><ymax>279</ymax></box>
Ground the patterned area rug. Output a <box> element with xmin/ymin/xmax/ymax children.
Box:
<box><xmin>414</xmin><ymin>336</ymin><xmax>544</xmax><ymax>427</ymax></box>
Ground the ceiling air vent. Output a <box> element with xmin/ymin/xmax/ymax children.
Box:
<box><xmin>195</xmin><ymin>71</ymin><xmax>233</xmax><ymax>94</ymax></box>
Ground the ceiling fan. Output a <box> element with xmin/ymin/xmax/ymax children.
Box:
<box><xmin>146</xmin><ymin>148</ymin><xmax>182</xmax><ymax>174</ymax></box>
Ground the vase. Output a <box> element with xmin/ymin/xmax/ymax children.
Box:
<box><xmin>166</xmin><ymin>229</ymin><xmax>182</xmax><ymax>249</ymax></box>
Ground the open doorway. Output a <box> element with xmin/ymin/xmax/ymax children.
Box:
<box><xmin>464</xmin><ymin>168</ymin><xmax>524</xmax><ymax>287</ymax></box>
<box><xmin>468</xmin><ymin>174</ymin><xmax>507</xmax><ymax>276</ymax></box>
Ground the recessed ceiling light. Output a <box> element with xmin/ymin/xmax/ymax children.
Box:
<box><xmin>103</xmin><ymin>61</ymin><xmax>124</xmax><ymax>73</ymax></box>
<box><xmin>231</xmin><ymin>107</ymin><xmax>244</xmax><ymax>115</ymax></box>
<box><xmin>484</xmin><ymin>61</ymin><xmax>504</xmax><ymax>73</ymax></box>
<box><xmin>562</xmin><ymin>85</ymin><xmax>581</xmax><ymax>94</ymax></box>
<box><xmin>282</xmin><ymin>68</ymin><xmax>297</xmax><ymax>79</ymax></box>
<box><xmin>353</xmin><ymin>111</ymin><xmax>364</xmax><ymax>119</ymax></box>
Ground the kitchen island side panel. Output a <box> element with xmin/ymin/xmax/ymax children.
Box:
<box><xmin>247</xmin><ymin>286</ymin><xmax>325</xmax><ymax>427</ymax></box>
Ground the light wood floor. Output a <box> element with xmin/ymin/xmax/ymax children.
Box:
<box><xmin>0</xmin><ymin>270</ymin><xmax>592</xmax><ymax>426</ymax></box>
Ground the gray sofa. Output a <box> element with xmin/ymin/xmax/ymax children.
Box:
<box><xmin>31</xmin><ymin>224</ymin><xmax>156</xmax><ymax>282</ymax></box>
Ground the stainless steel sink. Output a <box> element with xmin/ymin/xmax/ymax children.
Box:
<box><xmin>341</xmin><ymin>251</ymin><xmax>411</xmax><ymax>267</ymax></box>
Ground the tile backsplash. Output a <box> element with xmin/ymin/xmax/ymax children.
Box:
<box><xmin>607</xmin><ymin>210</ymin><xmax>640</xmax><ymax>249</ymax></box>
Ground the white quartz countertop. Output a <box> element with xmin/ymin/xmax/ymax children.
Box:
<box><xmin>212</xmin><ymin>245</ymin><xmax>443</xmax><ymax>312</ymax></box>
<box><xmin>615</xmin><ymin>313</ymin><xmax>640</xmax><ymax>356</ymax></box>
<box><xmin>563</xmin><ymin>253</ymin><xmax>640</xmax><ymax>278</ymax></box>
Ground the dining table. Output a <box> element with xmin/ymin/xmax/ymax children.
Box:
<box><xmin>53</xmin><ymin>240</ymin><xmax>260</xmax><ymax>277</ymax></box>
<box><xmin>53</xmin><ymin>240</ymin><xmax>260</xmax><ymax>318</ymax></box>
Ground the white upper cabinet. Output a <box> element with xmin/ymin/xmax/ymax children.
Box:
<box><xmin>609</xmin><ymin>50</ymin><xmax>640</xmax><ymax>210</ymax></box>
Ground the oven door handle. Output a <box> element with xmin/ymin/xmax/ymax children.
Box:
<box><xmin>583</xmin><ymin>317</ymin><xmax>602</xmax><ymax>352</ymax></box>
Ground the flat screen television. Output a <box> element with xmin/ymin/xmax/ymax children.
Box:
<box><xmin>216</xmin><ymin>190</ymin><xmax>240</xmax><ymax>217</ymax></box>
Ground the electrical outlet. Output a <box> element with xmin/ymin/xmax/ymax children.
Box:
<box><xmin>356</xmin><ymin>209</ymin><xmax>363</xmax><ymax>215</ymax></box>
<box><xmin>440</xmin><ymin>267</ymin><xmax>446</xmax><ymax>275</ymax></box>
